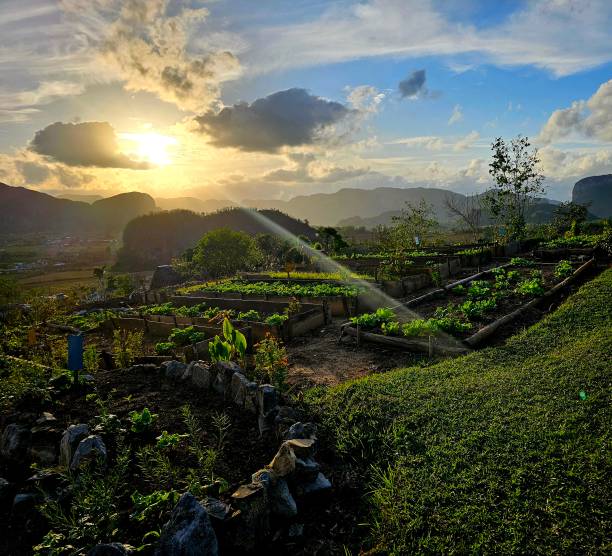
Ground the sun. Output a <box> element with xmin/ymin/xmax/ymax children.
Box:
<box><xmin>120</xmin><ymin>132</ymin><xmax>178</xmax><ymax>166</ymax></box>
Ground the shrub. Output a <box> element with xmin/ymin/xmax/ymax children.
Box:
<box><xmin>237</xmin><ymin>309</ymin><xmax>261</xmax><ymax>321</ymax></box>
<box><xmin>254</xmin><ymin>334</ymin><xmax>289</xmax><ymax>391</ymax></box>
<box><xmin>351</xmin><ymin>308</ymin><xmax>396</xmax><ymax>329</ymax></box>
<box><xmin>467</xmin><ymin>280</ymin><xmax>492</xmax><ymax>300</ymax></box>
<box><xmin>265</xmin><ymin>313</ymin><xmax>289</xmax><ymax>326</ymax></box>
<box><xmin>515</xmin><ymin>278</ymin><xmax>545</xmax><ymax>296</ymax></box>
<box><xmin>381</xmin><ymin>321</ymin><xmax>401</xmax><ymax>336</ymax></box>
<box><xmin>112</xmin><ymin>329</ymin><xmax>143</xmax><ymax>368</ymax></box>
<box><xmin>460</xmin><ymin>298</ymin><xmax>497</xmax><ymax>319</ymax></box>
<box><xmin>510</xmin><ymin>257</ymin><xmax>536</xmax><ymax>267</ymax></box>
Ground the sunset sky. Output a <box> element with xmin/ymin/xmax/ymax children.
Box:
<box><xmin>0</xmin><ymin>0</ymin><xmax>611</xmax><ymax>202</ymax></box>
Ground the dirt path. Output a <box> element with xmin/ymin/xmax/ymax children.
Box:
<box><xmin>285</xmin><ymin>319</ymin><xmax>427</xmax><ymax>389</ymax></box>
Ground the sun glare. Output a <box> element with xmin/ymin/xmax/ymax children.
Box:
<box><xmin>120</xmin><ymin>132</ymin><xmax>178</xmax><ymax>166</ymax></box>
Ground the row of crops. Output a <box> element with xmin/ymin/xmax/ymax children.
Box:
<box><xmin>178</xmin><ymin>280</ymin><xmax>362</xmax><ymax>298</ymax></box>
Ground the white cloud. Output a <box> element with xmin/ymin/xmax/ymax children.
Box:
<box><xmin>453</xmin><ymin>130</ymin><xmax>480</xmax><ymax>151</ymax></box>
<box><xmin>448</xmin><ymin>104</ymin><xmax>463</xmax><ymax>125</ymax></box>
<box><xmin>245</xmin><ymin>0</ymin><xmax>612</xmax><ymax>77</ymax></box>
<box><xmin>346</xmin><ymin>85</ymin><xmax>386</xmax><ymax>113</ymax></box>
<box><xmin>389</xmin><ymin>136</ymin><xmax>443</xmax><ymax>150</ymax></box>
<box><xmin>538</xmin><ymin>79</ymin><xmax>612</xmax><ymax>144</ymax></box>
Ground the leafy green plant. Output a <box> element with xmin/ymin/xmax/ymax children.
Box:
<box><xmin>83</xmin><ymin>345</ymin><xmax>99</xmax><ymax>375</ymax></box>
<box><xmin>112</xmin><ymin>329</ymin><xmax>143</xmax><ymax>368</ymax></box>
<box><xmin>136</xmin><ymin>445</ymin><xmax>179</xmax><ymax>491</ymax></box>
<box><xmin>168</xmin><ymin>326</ymin><xmax>205</xmax><ymax>347</ymax></box>
<box><xmin>515</xmin><ymin>278</ymin><xmax>545</xmax><ymax>296</ymax></box>
<box><xmin>381</xmin><ymin>321</ymin><xmax>401</xmax><ymax>336</ymax></box>
<box><xmin>254</xmin><ymin>334</ymin><xmax>289</xmax><ymax>391</ymax></box>
<box><xmin>452</xmin><ymin>284</ymin><xmax>466</xmax><ymax>295</ymax></box>
<box><xmin>129</xmin><ymin>407</ymin><xmax>158</xmax><ymax>433</ymax></box>
<box><xmin>181</xmin><ymin>280</ymin><xmax>361</xmax><ymax>298</ymax></box>
<box><xmin>156</xmin><ymin>430</ymin><xmax>185</xmax><ymax>449</ymax></box>
<box><xmin>154</xmin><ymin>341</ymin><xmax>175</xmax><ymax>355</ymax></box>
<box><xmin>208</xmin><ymin>318</ymin><xmax>247</xmax><ymax>365</ymax></box>
<box><xmin>467</xmin><ymin>280</ymin><xmax>492</xmax><ymax>300</ymax></box>
<box><xmin>510</xmin><ymin>257</ymin><xmax>536</xmax><ymax>267</ymax></box>
<box><xmin>265</xmin><ymin>313</ymin><xmax>289</xmax><ymax>326</ymax></box>
<box><xmin>142</xmin><ymin>303</ymin><xmax>175</xmax><ymax>316</ymax></box>
<box><xmin>130</xmin><ymin>490</ymin><xmax>180</xmax><ymax>524</ymax></box>
<box><xmin>554</xmin><ymin>260</ymin><xmax>574</xmax><ymax>279</ymax></box>
<box><xmin>237</xmin><ymin>309</ymin><xmax>261</xmax><ymax>321</ymax></box>
<box><xmin>351</xmin><ymin>308</ymin><xmax>396</xmax><ymax>329</ymax></box>
<box><xmin>401</xmin><ymin>319</ymin><xmax>440</xmax><ymax>337</ymax></box>
<box><xmin>460</xmin><ymin>298</ymin><xmax>497</xmax><ymax>319</ymax></box>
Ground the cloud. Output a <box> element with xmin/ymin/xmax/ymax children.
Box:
<box><xmin>390</xmin><ymin>136</ymin><xmax>443</xmax><ymax>150</ymax></box>
<box><xmin>538</xmin><ymin>79</ymin><xmax>612</xmax><ymax>144</ymax></box>
<box><xmin>61</xmin><ymin>0</ymin><xmax>241</xmax><ymax>112</ymax></box>
<box><xmin>448</xmin><ymin>104</ymin><xmax>463</xmax><ymax>125</ymax></box>
<box><xmin>30</xmin><ymin>121</ymin><xmax>151</xmax><ymax>169</ymax></box>
<box><xmin>194</xmin><ymin>88</ymin><xmax>355</xmax><ymax>152</ymax></box>
<box><xmin>453</xmin><ymin>131</ymin><xmax>480</xmax><ymax>151</ymax></box>
<box><xmin>263</xmin><ymin>152</ymin><xmax>370</xmax><ymax>184</ymax></box>
<box><xmin>346</xmin><ymin>85</ymin><xmax>386</xmax><ymax>113</ymax></box>
<box><xmin>398</xmin><ymin>69</ymin><xmax>427</xmax><ymax>99</ymax></box>
<box><xmin>245</xmin><ymin>0</ymin><xmax>612</xmax><ymax>77</ymax></box>
<box><xmin>539</xmin><ymin>146</ymin><xmax>612</xmax><ymax>179</ymax></box>
<box><xmin>3</xmin><ymin>153</ymin><xmax>96</xmax><ymax>189</ymax></box>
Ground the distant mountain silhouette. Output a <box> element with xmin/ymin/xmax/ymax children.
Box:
<box><xmin>0</xmin><ymin>183</ymin><xmax>155</xmax><ymax>235</ymax></box>
<box><xmin>115</xmin><ymin>207</ymin><xmax>316</xmax><ymax>270</ymax></box>
<box><xmin>56</xmin><ymin>193</ymin><xmax>104</xmax><ymax>203</ymax></box>
<box><xmin>156</xmin><ymin>196</ymin><xmax>237</xmax><ymax>213</ymax></box>
<box><xmin>572</xmin><ymin>175</ymin><xmax>612</xmax><ymax>218</ymax></box>
<box><xmin>246</xmin><ymin>187</ymin><xmax>466</xmax><ymax>226</ymax></box>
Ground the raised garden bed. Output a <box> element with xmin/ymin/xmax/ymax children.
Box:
<box><xmin>341</xmin><ymin>258</ymin><xmax>595</xmax><ymax>355</ymax></box>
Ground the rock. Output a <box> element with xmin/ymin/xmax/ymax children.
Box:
<box><xmin>230</xmin><ymin>373</ymin><xmax>249</xmax><ymax>407</ymax></box>
<box><xmin>295</xmin><ymin>472</ymin><xmax>332</xmax><ymax>497</ymax></box>
<box><xmin>29</xmin><ymin>442</ymin><xmax>58</xmax><ymax>465</ymax></box>
<box><xmin>0</xmin><ymin>477</ymin><xmax>13</xmax><ymax>511</ymax></box>
<box><xmin>70</xmin><ymin>435</ymin><xmax>107</xmax><ymax>472</ymax></box>
<box><xmin>59</xmin><ymin>424</ymin><xmax>89</xmax><ymax>468</ymax></box>
<box><xmin>212</xmin><ymin>361</ymin><xmax>241</xmax><ymax>395</ymax></box>
<box><xmin>230</xmin><ymin>483</ymin><xmax>269</xmax><ymax>551</ymax></box>
<box><xmin>128</xmin><ymin>364</ymin><xmax>158</xmax><ymax>374</ymax></box>
<box><xmin>257</xmin><ymin>384</ymin><xmax>278</xmax><ymax>416</ymax></box>
<box><xmin>31</xmin><ymin>412</ymin><xmax>58</xmax><ymax>433</ymax></box>
<box><xmin>11</xmin><ymin>492</ymin><xmax>40</xmax><ymax>518</ymax></box>
<box><xmin>1</xmin><ymin>424</ymin><xmax>31</xmax><ymax>461</ymax></box>
<box><xmin>572</xmin><ymin>174</ymin><xmax>612</xmax><ymax>218</ymax></box>
<box><xmin>288</xmin><ymin>523</ymin><xmax>304</xmax><ymax>538</ymax></box>
<box><xmin>161</xmin><ymin>360</ymin><xmax>187</xmax><ymax>380</ymax></box>
<box><xmin>191</xmin><ymin>363</ymin><xmax>211</xmax><ymax>389</ymax></box>
<box><xmin>294</xmin><ymin>457</ymin><xmax>320</xmax><ymax>482</ymax></box>
<box><xmin>156</xmin><ymin>492</ymin><xmax>218</xmax><ymax>556</ymax></box>
<box><xmin>244</xmin><ymin>382</ymin><xmax>258</xmax><ymax>413</ymax></box>
<box><xmin>269</xmin><ymin>443</ymin><xmax>296</xmax><ymax>477</ymax></box>
<box><xmin>276</xmin><ymin>405</ymin><xmax>301</xmax><ymax>423</ymax></box>
<box><xmin>88</xmin><ymin>543</ymin><xmax>132</xmax><ymax>556</ymax></box>
<box><xmin>251</xmin><ymin>468</ymin><xmax>274</xmax><ymax>489</ymax></box>
<box><xmin>284</xmin><ymin>422</ymin><xmax>317</xmax><ymax>442</ymax></box>
<box><xmin>285</xmin><ymin>438</ymin><xmax>316</xmax><ymax>459</ymax></box>
<box><xmin>48</xmin><ymin>373</ymin><xmax>71</xmax><ymax>389</ymax></box>
<box><xmin>202</xmin><ymin>497</ymin><xmax>232</xmax><ymax>522</ymax></box>
<box><xmin>269</xmin><ymin>477</ymin><xmax>297</xmax><ymax>518</ymax></box>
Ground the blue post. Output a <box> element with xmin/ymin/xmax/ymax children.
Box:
<box><xmin>68</xmin><ymin>334</ymin><xmax>84</xmax><ymax>383</ymax></box>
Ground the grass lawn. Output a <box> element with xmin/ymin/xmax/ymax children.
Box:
<box><xmin>306</xmin><ymin>268</ymin><xmax>612</xmax><ymax>554</ymax></box>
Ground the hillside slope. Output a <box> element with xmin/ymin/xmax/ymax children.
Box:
<box><xmin>573</xmin><ymin>174</ymin><xmax>612</xmax><ymax>218</ymax></box>
<box><xmin>307</xmin><ymin>269</ymin><xmax>611</xmax><ymax>553</ymax></box>
<box><xmin>116</xmin><ymin>207</ymin><xmax>316</xmax><ymax>269</ymax></box>
<box><xmin>0</xmin><ymin>183</ymin><xmax>155</xmax><ymax>236</ymax></box>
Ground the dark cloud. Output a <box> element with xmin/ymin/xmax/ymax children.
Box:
<box><xmin>15</xmin><ymin>160</ymin><xmax>51</xmax><ymax>184</ymax></box>
<box><xmin>30</xmin><ymin>121</ymin><xmax>150</xmax><ymax>169</ymax></box>
<box><xmin>14</xmin><ymin>158</ymin><xmax>95</xmax><ymax>188</ymax></box>
<box><xmin>398</xmin><ymin>69</ymin><xmax>427</xmax><ymax>98</ymax></box>
<box><xmin>194</xmin><ymin>88</ymin><xmax>354</xmax><ymax>152</ymax></box>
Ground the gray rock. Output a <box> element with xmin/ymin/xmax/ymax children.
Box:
<box><xmin>191</xmin><ymin>363</ymin><xmax>211</xmax><ymax>389</ymax></box>
<box><xmin>251</xmin><ymin>468</ymin><xmax>274</xmax><ymax>488</ymax></box>
<box><xmin>70</xmin><ymin>435</ymin><xmax>107</xmax><ymax>472</ymax></box>
<box><xmin>59</xmin><ymin>424</ymin><xmax>89</xmax><ymax>468</ymax></box>
<box><xmin>269</xmin><ymin>443</ymin><xmax>296</xmax><ymax>477</ymax></box>
<box><xmin>202</xmin><ymin>497</ymin><xmax>232</xmax><ymax>522</ymax></box>
<box><xmin>0</xmin><ymin>477</ymin><xmax>12</xmax><ymax>509</ymax></box>
<box><xmin>31</xmin><ymin>412</ymin><xmax>58</xmax><ymax>433</ymax></box>
<box><xmin>295</xmin><ymin>472</ymin><xmax>332</xmax><ymax>497</ymax></box>
<box><xmin>230</xmin><ymin>483</ymin><xmax>269</xmax><ymax>551</ymax></box>
<box><xmin>294</xmin><ymin>457</ymin><xmax>320</xmax><ymax>482</ymax></box>
<box><xmin>284</xmin><ymin>422</ymin><xmax>318</xmax><ymax>442</ymax></box>
<box><xmin>257</xmin><ymin>384</ymin><xmax>278</xmax><ymax>415</ymax></box>
<box><xmin>212</xmin><ymin>361</ymin><xmax>241</xmax><ymax>395</ymax></box>
<box><xmin>88</xmin><ymin>543</ymin><xmax>132</xmax><ymax>556</ymax></box>
<box><xmin>1</xmin><ymin>424</ymin><xmax>31</xmax><ymax>461</ymax></box>
<box><xmin>156</xmin><ymin>492</ymin><xmax>218</xmax><ymax>556</ymax></box>
<box><xmin>162</xmin><ymin>360</ymin><xmax>187</xmax><ymax>380</ymax></box>
<box><xmin>11</xmin><ymin>492</ymin><xmax>40</xmax><ymax>518</ymax></box>
<box><xmin>269</xmin><ymin>477</ymin><xmax>297</xmax><ymax>518</ymax></box>
<box><xmin>244</xmin><ymin>381</ymin><xmax>258</xmax><ymax>413</ymax></box>
<box><xmin>230</xmin><ymin>373</ymin><xmax>249</xmax><ymax>407</ymax></box>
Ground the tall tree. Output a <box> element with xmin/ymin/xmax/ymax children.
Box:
<box><xmin>193</xmin><ymin>228</ymin><xmax>261</xmax><ymax>278</ymax></box>
<box><xmin>486</xmin><ymin>136</ymin><xmax>545</xmax><ymax>241</ymax></box>
<box><xmin>444</xmin><ymin>193</ymin><xmax>483</xmax><ymax>241</ymax></box>
<box><xmin>390</xmin><ymin>200</ymin><xmax>440</xmax><ymax>249</ymax></box>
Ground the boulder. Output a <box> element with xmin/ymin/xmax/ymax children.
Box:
<box><xmin>88</xmin><ymin>544</ymin><xmax>132</xmax><ymax>556</ymax></box>
<box><xmin>285</xmin><ymin>438</ymin><xmax>316</xmax><ymax>459</ymax></box>
<box><xmin>269</xmin><ymin>477</ymin><xmax>297</xmax><ymax>518</ymax></box>
<box><xmin>295</xmin><ymin>472</ymin><xmax>332</xmax><ymax>497</ymax></box>
<box><xmin>150</xmin><ymin>265</ymin><xmax>183</xmax><ymax>290</ymax></box>
<box><xmin>283</xmin><ymin>422</ymin><xmax>317</xmax><ymax>442</ymax></box>
<box><xmin>156</xmin><ymin>492</ymin><xmax>218</xmax><ymax>556</ymax></box>
<box><xmin>230</xmin><ymin>483</ymin><xmax>269</xmax><ymax>551</ymax></box>
<box><xmin>202</xmin><ymin>497</ymin><xmax>232</xmax><ymax>522</ymax></box>
<box><xmin>244</xmin><ymin>382</ymin><xmax>258</xmax><ymax>413</ymax></box>
<box><xmin>162</xmin><ymin>360</ymin><xmax>187</xmax><ymax>380</ymax></box>
<box><xmin>257</xmin><ymin>384</ymin><xmax>278</xmax><ymax>415</ymax></box>
<box><xmin>191</xmin><ymin>363</ymin><xmax>211</xmax><ymax>389</ymax></box>
<box><xmin>31</xmin><ymin>412</ymin><xmax>58</xmax><ymax>433</ymax></box>
<box><xmin>212</xmin><ymin>361</ymin><xmax>241</xmax><ymax>395</ymax></box>
<box><xmin>294</xmin><ymin>457</ymin><xmax>320</xmax><ymax>482</ymax></box>
<box><xmin>1</xmin><ymin>424</ymin><xmax>31</xmax><ymax>461</ymax></box>
<box><xmin>269</xmin><ymin>443</ymin><xmax>296</xmax><ymax>477</ymax></box>
<box><xmin>70</xmin><ymin>435</ymin><xmax>107</xmax><ymax>472</ymax></box>
<box><xmin>59</xmin><ymin>424</ymin><xmax>89</xmax><ymax>468</ymax></box>
<box><xmin>230</xmin><ymin>373</ymin><xmax>249</xmax><ymax>407</ymax></box>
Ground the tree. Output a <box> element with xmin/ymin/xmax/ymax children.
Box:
<box><xmin>486</xmin><ymin>136</ymin><xmax>545</xmax><ymax>241</ymax></box>
<box><xmin>390</xmin><ymin>200</ymin><xmax>440</xmax><ymax>250</ymax></box>
<box><xmin>552</xmin><ymin>201</ymin><xmax>589</xmax><ymax>236</ymax></box>
<box><xmin>444</xmin><ymin>193</ymin><xmax>483</xmax><ymax>241</ymax></box>
<box><xmin>193</xmin><ymin>228</ymin><xmax>261</xmax><ymax>278</ymax></box>
<box><xmin>317</xmin><ymin>227</ymin><xmax>349</xmax><ymax>255</ymax></box>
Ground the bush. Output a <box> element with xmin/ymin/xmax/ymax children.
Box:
<box><xmin>237</xmin><ymin>309</ymin><xmax>261</xmax><ymax>321</ymax></box>
<box><xmin>154</xmin><ymin>342</ymin><xmax>175</xmax><ymax>355</ymax></box>
<box><xmin>554</xmin><ymin>260</ymin><xmax>574</xmax><ymax>279</ymax></box>
<box><xmin>168</xmin><ymin>326</ymin><xmax>205</xmax><ymax>347</ymax></box>
<box><xmin>112</xmin><ymin>329</ymin><xmax>143</xmax><ymax>368</ymax></box>
<box><xmin>350</xmin><ymin>308</ymin><xmax>396</xmax><ymax>329</ymax></box>
<box><xmin>193</xmin><ymin>228</ymin><xmax>262</xmax><ymax>278</ymax></box>
<box><xmin>265</xmin><ymin>313</ymin><xmax>289</xmax><ymax>326</ymax></box>
<box><xmin>254</xmin><ymin>334</ymin><xmax>289</xmax><ymax>391</ymax></box>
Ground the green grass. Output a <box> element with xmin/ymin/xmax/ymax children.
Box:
<box><xmin>305</xmin><ymin>269</ymin><xmax>612</xmax><ymax>554</ymax></box>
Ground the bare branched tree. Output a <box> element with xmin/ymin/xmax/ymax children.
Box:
<box><xmin>444</xmin><ymin>193</ymin><xmax>483</xmax><ymax>241</ymax></box>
